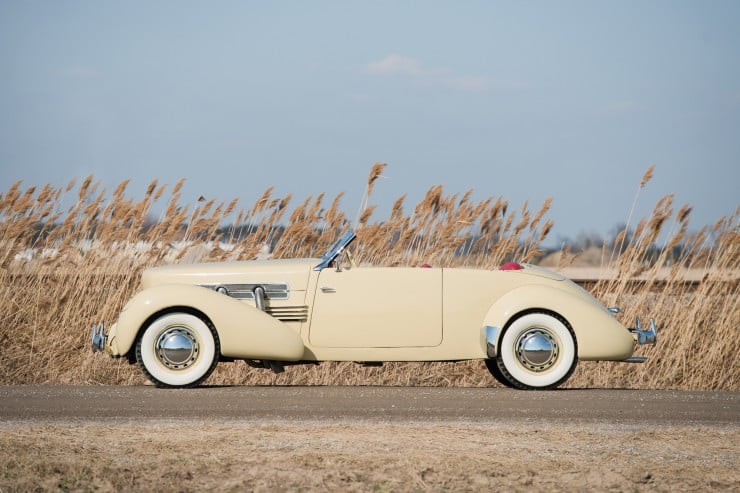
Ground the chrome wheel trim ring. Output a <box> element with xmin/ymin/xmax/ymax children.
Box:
<box><xmin>155</xmin><ymin>326</ymin><xmax>199</xmax><ymax>370</ymax></box>
<box><xmin>515</xmin><ymin>328</ymin><xmax>559</xmax><ymax>372</ymax></box>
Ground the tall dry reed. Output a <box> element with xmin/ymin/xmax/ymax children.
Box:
<box><xmin>0</xmin><ymin>167</ymin><xmax>737</xmax><ymax>389</ymax></box>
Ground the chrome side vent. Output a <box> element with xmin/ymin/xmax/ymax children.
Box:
<box><xmin>201</xmin><ymin>283</ymin><xmax>290</xmax><ymax>300</ymax></box>
<box><xmin>265</xmin><ymin>306</ymin><xmax>309</xmax><ymax>323</ymax></box>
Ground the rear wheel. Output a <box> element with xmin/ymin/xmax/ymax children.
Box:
<box><xmin>135</xmin><ymin>312</ymin><xmax>219</xmax><ymax>388</ymax></box>
<box><xmin>491</xmin><ymin>312</ymin><xmax>577</xmax><ymax>390</ymax></box>
<box><xmin>484</xmin><ymin>359</ymin><xmax>516</xmax><ymax>388</ymax></box>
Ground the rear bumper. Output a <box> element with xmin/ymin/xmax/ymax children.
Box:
<box><xmin>630</xmin><ymin>317</ymin><xmax>658</xmax><ymax>346</ymax></box>
<box><xmin>91</xmin><ymin>323</ymin><xmax>108</xmax><ymax>353</ymax></box>
<box><xmin>621</xmin><ymin>317</ymin><xmax>657</xmax><ymax>364</ymax></box>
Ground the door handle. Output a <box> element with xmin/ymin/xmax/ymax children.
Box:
<box><xmin>320</xmin><ymin>286</ymin><xmax>336</xmax><ymax>293</ymax></box>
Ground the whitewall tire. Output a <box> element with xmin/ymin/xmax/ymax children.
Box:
<box><xmin>494</xmin><ymin>312</ymin><xmax>577</xmax><ymax>390</ymax></box>
<box><xmin>135</xmin><ymin>312</ymin><xmax>219</xmax><ymax>388</ymax></box>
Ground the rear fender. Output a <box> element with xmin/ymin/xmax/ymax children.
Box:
<box><xmin>482</xmin><ymin>285</ymin><xmax>634</xmax><ymax>360</ymax></box>
<box><xmin>109</xmin><ymin>284</ymin><xmax>305</xmax><ymax>361</ymax></box>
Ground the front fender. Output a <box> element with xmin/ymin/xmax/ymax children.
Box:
<box><xmin>108</xmin><ymin>284</ymin><xmax>304</xmax><ymax>361</ymax></box>
<box><xmin>482</xmin><ymin>284</ymin><xmax>634</xmax><ymax>361</ymax></box>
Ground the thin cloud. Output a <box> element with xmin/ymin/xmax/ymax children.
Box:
<box><xmin>443</xmin><ymin>75</ymin><xmax>491</xmax><ymax>92</ymax></box>
<box><xmin>364</xmin><ymin>54</ymin><xmax>500</xmax><ymax>93</ymax></box>
<box><xmin>363</xmin><ymin>54</ymin><xmax>426</xmax><ymax>76</ymax></box>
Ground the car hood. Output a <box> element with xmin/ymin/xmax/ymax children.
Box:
<box><xmin>141</xmin><ymin>258</ymin><xmax>319</xmax><ymax>292</ymax></box>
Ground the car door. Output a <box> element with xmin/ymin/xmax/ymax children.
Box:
<box><xmin>309</xmin><ymin>267</ymin><xmax>442</xmax><ymax>348</ymax></box>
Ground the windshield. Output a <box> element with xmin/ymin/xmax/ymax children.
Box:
<box><xmin>314</xmin><ymin>229</ymin><xmax>356</xmax><ymax>270</ymax></box>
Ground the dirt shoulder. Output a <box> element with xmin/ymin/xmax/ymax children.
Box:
<box><xmin>1</xmin><ymin>420</ymin><xmax>737</xmax><ymax>492</ymax></box>
<box><xmin>1</xmin><ymin>387</ymin><xmax>738</xmax><ymax>491</ymax></box>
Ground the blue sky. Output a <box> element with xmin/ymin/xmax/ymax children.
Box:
<box><xmin>1</xmin><ymin>1</ymin><xmax>738</xmax><ymax>243</ymax></box>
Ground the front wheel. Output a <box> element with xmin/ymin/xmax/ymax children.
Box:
<box><xmin>490</xmin><ymin>312</ymin><xmax>577</xmax><ymax>390</ymax></box>
<box><xmin>135</xmin><ymin>312</ymin><xmax>220</xmax><ymax>388</ymax></box>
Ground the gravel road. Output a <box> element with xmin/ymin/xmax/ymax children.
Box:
<box><xmin>1</xmin><ymin>386</ymin><xmax>737</xmax><ymax>424</ymax></box>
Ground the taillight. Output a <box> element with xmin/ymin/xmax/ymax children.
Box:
<box><xmin>499</xmin><ymin>261</ymin><xmax>523</xmax><ymax>271</ymax></box>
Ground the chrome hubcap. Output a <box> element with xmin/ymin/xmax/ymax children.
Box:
<box><xmin>515</xmin><ymin>328</ymin><xmax>559</xmax><ymax>372</ymax></box>
<box><xmin>155</xmin><ymin>326</ymin><xmax>199</xmax><ymax>370</ymax></box>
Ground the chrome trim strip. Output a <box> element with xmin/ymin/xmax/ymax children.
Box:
<box><xmin>623</xmin><ymin>356</ymin><xmax>648</xmax><ymax>363</ymax></box>
<box><xmin>485</xmin><ymin>325</ymin><xmax>500</xmax><ymax>358</ymax></box>
<box><xmin>265</xmin><ymin>305</ymin><xmax>309</xmax><ymax>323</ymax></box>
<box><xmin>201</xmin><ymin>282</ymin><xmax>290</xmax><ymax>300</ymax></box>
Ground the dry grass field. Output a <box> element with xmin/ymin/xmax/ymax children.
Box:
<box><xmin>0</xmin><ymin>164</ymin><xmax>738</xmax><ymax>389</ymax></box>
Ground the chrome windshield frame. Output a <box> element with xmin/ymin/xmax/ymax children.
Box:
<box><xmin>314</xmin><ymin>229</ymin><xmax>357</xmax><ymax>271</ymax></box>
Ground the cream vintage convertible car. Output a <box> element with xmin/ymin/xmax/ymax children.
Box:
<box><xmin>91</xmin><ymin>229</ymin><xmax>656</xmax><ymax>389</ymax></box>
